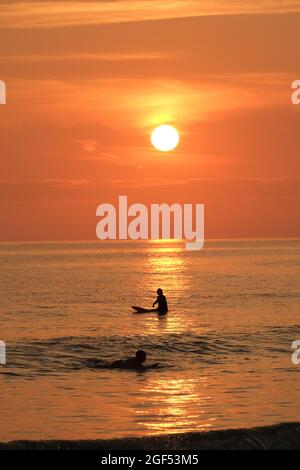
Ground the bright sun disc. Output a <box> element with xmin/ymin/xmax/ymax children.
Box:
<box><xmin>151</xmin><ymin>125</ymin><xmax>180</xmax><ymax>152</ymax></box>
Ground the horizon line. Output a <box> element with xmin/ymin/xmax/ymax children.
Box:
<box><xmin>0</xmin><ymin>236</ymin><xmax>299</xmax><ymax>244</ymax></box>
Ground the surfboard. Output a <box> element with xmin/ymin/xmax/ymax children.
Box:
<box><xmin>131</xmin><ymin>306</ymin><xmax>158</xmax><ymax>314</ymax></box>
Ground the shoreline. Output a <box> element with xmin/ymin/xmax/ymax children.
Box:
<box><xmin>1</xmin><ymin>422</ymin><xmax>300</xmax><ymax>450</ymax></box>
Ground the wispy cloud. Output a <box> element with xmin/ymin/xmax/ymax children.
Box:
<box><xmin>1</xmin><ymin>1</ymin><xmax>300</xmax><ymax>29</ymax></box>
<box><xmin>104</xmin><ymin>176</ymin><xmax>299</xmax><ymax>188</ymax></box>
<box><xmin>0</xmin><ymin>52</ymin><xmax>173</xmax><ymax>62</ymax></box>
<box><xmin>1</xmin><ymin>176</ymin><xmax>297</xmax><ymax>204</ymax></box>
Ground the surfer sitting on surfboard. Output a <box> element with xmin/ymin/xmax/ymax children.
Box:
<box><xmin>153</xmin><ymin>288</ymin><xmax>168</xmax><ymax>315</ymax></box>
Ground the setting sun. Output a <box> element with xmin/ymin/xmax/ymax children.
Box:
<box><xmin>151</xmin><ymin>125</ymin><xmax>180</xmax><ymax>152</ymax></box>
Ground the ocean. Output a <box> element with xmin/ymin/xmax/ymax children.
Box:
<box><xmin>0</xmin><ymin>239</ymin><xmax>299</xmax><ymax>442</ymax></box>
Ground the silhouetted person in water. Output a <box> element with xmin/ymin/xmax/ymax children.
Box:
<box><xmin>111</xmin><ymin>350</ymin><xmax>147</xmax><ymax>370</ymax></box>
<box><xmin>153</xmin><ymin>288</ymin><xmax>168</xmax><ymax>315</ymax></box>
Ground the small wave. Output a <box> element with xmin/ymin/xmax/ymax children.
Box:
<box><xmin>0</xmin><ymin>422</ymin><xmax>299</xmax><ymax>450</ymax></box>
<box><xmin>4</xmin><ymin>327</ymin><xmax>295</xmax><ymax>377</ymax></box>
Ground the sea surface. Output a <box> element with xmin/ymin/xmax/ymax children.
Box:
<box><xmin>0</xmin><ymin>239</ymin><xmax>299</xmax><ymax>442</ymax></box>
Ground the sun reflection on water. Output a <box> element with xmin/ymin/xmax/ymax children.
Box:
<box><xmin>134</xmin><ymin>376</ymin><xmax>215</xmax><ymax>434</ymax></box>
<box><xmin>140</xmin><ymin>244</ymin><xmax>191</xmax><ymax>334</ymax></box>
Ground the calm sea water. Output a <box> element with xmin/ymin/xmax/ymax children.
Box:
<box><xmin>0</xmin><ymin>239</ymin><xmax>299</xmax><ymax>441</ymax></box>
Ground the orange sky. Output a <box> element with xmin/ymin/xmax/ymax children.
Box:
<box><xmin>0</xmin><ymin>1</ymin><xmax>299</xmax><ymax>240</ymax></box>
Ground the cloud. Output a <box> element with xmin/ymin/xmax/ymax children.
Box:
<box><xmin>1</xmin><ymin>14</ymin><xmax>300</xmax><ymax>80</ymax></box>
<box><xmin>0</xmin><ymin>178</ymin><xmax>93</xmax><ymax>203</ymax></box>
<box><xmin>76</xmin><ymin>139</ymin><xmax>99</xmax><ymax>153</ymax></box>
<box><xmin>1</xmin><ymin>1</ymin><xmax>300</xmax><ymax>29</ymax></box>
<box><xmin>0</xmin><ymin>52</ymin><xmax>172</xmax><ymax>62</ymax></box>
<box><xmin>1</xmin><ymin>176</ymin><xmax>298</xmax><ymax>204</ymax></box>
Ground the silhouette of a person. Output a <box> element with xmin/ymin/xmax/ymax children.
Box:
<box><xmin>111</xmin><ymin>350</ymin><xmax>147</xmax><ymax>370</ymax></box>
<box><xmin>153</xmin><ymin>288</ymin><xmax>168</xmax><ymax>315</ymax></box>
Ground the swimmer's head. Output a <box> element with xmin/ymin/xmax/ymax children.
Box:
<box><xmin>135</xmin><ymin>350</ymin><xmax>146</xmax><ymax>364</ymax></box>
<box><xmin>157</xmin><ymin>288</ymin><xmax>163</xmax><ymax>295</ymax></box>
